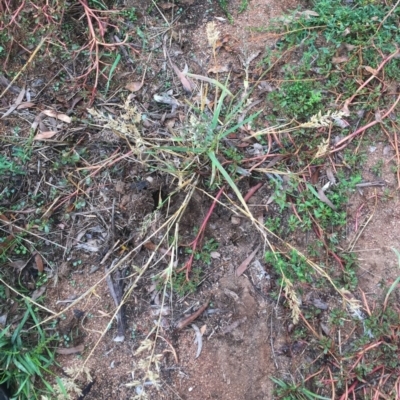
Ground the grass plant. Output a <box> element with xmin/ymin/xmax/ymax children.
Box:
<box><xmin>0</xmin><ymin>0</ymin><xmax>399</xmax><ymax>398</ymax></box>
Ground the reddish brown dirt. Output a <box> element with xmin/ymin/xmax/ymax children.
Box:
<box><xmin>346</xmin><ymin>142</ymin><xmax>400</xmax><ymax>301</ymax></box>
<box><xmin>5</xmin><ymin>0</ymin><xmax>400</xmax><ymax>399</ymax></box>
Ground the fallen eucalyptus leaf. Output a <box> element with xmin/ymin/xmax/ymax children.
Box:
<box><xmin>236</xmin><ymin>245</ymin><xmax>260</xmax><ymax>277</ymax></box>
<box><xmin>125</xmin><ymin>81</ymin><xmax>143</xmax><ymax>92</ymax></box>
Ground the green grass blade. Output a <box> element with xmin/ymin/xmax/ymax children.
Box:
<box><xmin>186</xmin><ymin>73</ymin><xmax>233</xmax><ymax>96</ymax></box>
<box><xmin>207</xmin><ymin>151</ymin><xmax>250</xmax><ymax>214</ymax></box>
<box><xmin>56</xmin><ymin>377</ymin><xmax>69</xmax><ymax>396</ymax></box>
<box><xmin>301</xmin><ymin>388</ymin><xmax>331</xmax><ymax>400</ymax></box>
<box><xmin>23</xmin><ymin>353</ymin><xmax>41</xmax><ymax>375</ymax></box>
<box><xmin>384</xmin><ymin>248</ymin><xmax>400</xmax><ymax>308</ymax></box>
<box><xmin>104</xmin><ymin>53</ymin><xmax>121</xmax><ymax>96</ymax></box>
<box><xmin>219</xmin><ymin>110</ymin><xmax>262</xmax><ymax>139</ymax></box>
<box><xmin>211</xmin><ymin>89</ymin><xmax>228</xmax><ymax>129</ymax></box>
<box><xmin>11</xmin><ymin>308</ymin><xmax>30</xmax><ymax>344</ymax></box>
<box><xmin>13</xmin><ymin>358</ymin><xmax>29</xmax><ymax>374</ymax></box>
<box><xmin>157</xmin><ymin>146</ymin><xmax>204</xmax><ymax>154</ymax></box>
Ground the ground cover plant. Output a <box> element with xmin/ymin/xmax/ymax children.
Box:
<box><xmin>0</xmin><ymin>0</ymin><xmax>400</xmax><ymax>398</ymax></box>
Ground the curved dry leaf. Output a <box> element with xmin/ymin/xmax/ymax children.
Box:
<box><xmin>56</xmin><ymin>344</ymin><xmax>84</xmax><ymax>355</ymax></box>
<box><xmin>34</xmin><ymin>131</ymin><xmax>58</xmax><ymax>140</ymax></box>
<box><xmin>1</xmin><ymin>87</ymin><xmax>25</xmax><ymax>119</ymax></box>
<box><xmin>192</xmin><ymin>324</ymin><xmax>203</xmax><ymax>359</ymax></box>
<box><xmin>208</xmin><ymin>65</ymin><xmax>230</xmax><ymax>74</ymax></box>
<box><xmin>34</xmin><ymin>252</ymin><xmax>44</xmax><ymax>272</ymax></box>
<box><xmin>31</xmin><ymin>285</ymin><xmax>46</xmax><ymax>301</ymax></box>
<box><xmin>342</xmin><ymin>27</ymin><xmax>351</xmax><ymax>36</ymax></box>
<box><xmin>333</xmin><ymin>117</ymin><xmax>350</xmax><ymax>129</ymax></box>
<box><xmin>364</xmin><ymin>66</ymin><xmax>377</xmax><ymax>75</ymax></box>
<box><xmin>317</xmin><ymin>188</ymin><xmax>337</xmax><ymax>210</ymax></box>
<box><xmin>159</xmin><ymin>2</ymin><xmax>175</xmax><ymax>9</ymax></box>
<box><xmin>326</xmin><ymin>167</ymin><xmax>336</xmax><ymax>185</ymax></box>
<box><xmin>236</xmin><ymin>245</ymin><xmax>260</xmax><ymax>277</ymax></box>
<box><xmin>170</xmin><ymin>61</ymin><xmax>194</xmax><ymax>93</ymax></box>
<box><xmin>332</xmin><ymin>56</ymin><xmax>348</xmax><ymax>64</ymax></box>
<box><xmin>42</xmin><ymin>110</ymin><xmax>71</xmax><ymax>123</ymax></box>
<box><xmin>17</xmin><ymin>102</ymin><xmax>35</xmax><ymax>110</ymax></box>
<box><xmin>299</xmin><ymin>10</ymin><xmax>319</xmax><ymax>17</ymax></box>
<box><xmin>125</xmin><ymin>81</ymin><xmax>143</xmax><ymax>92</ymax></box>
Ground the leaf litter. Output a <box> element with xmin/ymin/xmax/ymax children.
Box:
<box><xmin>2</xmin><ymin>0</ymin><xmax>400</xmax><ymax>398</ymax></box>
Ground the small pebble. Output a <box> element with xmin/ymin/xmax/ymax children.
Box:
<box><xmin>231</xmin><ymin>216</ymin><xmax>241</xmax><ymax>225</ymax></box>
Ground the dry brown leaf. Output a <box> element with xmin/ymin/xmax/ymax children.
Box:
<box><xmin>342</xmin><ymin>27</ymin><xmax>351</xmax><ymax>36</ymax></box>
<box><xmin>236</xmin><ymin>245</ymin><xmax>260</xmax><ymax>277</ymax></box>
<box><xmin>125</xmin><ymin>81</ymin><xmax>143</xmax><ymax>92</ymax></box>
<box><xmin>299</xmin><ymin>10</ymin><xmax>320</xmax><ymax>17</ymax></box>
<box><xmin>333</xmin><ymin>117</ymin><xmax>350</xmax><ymax>129</ymax></box>
<box><xmin>56</xmin><ymin>344</ymin><xmax>84</xmax><ymax>355</ymax></box>
<box><xmin>341</xmin><ymin>101</ymin><xmax>350</xmax><ymax>116</ymax></box>
<box><xmin>200</xmin><ymin>324</ymin><xmax>207</xmax><ymax>335</ymax></box>
<box><xmin>207</xmin><ymin>65</ymin><xmax>230</xmax><ymax>74</ymax></box>
<box><xmin>344</xmin><ymin>43</ymin><xmax>356</xmax><ymax>51</ymax></box>
<box><xmin>9</xmin><ymin>260</ymin><xmax>28</xmax><ymax>272</ymax></box>
<box><xmin>326</xmin><ymin>167</ymin><xmax>336</xmax><ymax>185</ymax></box>
<box><xmin>70</xmin><ymin>95</ymin><xmax>83</xmax><ymax>110</ymax></box>
<box><xmin>31</xmin><ymin>113</ymin><xmax>44</xmax><ymax>131</ymax></box>
<box><xmin>31</xmin><ymin>285</ymin><xmax>46</xmax><ymax>301</ymax></box>
<box><xmin>16</xmin><ymin>102</ymin><xmax>35</xmax><ymax>109</ymax></box>
<box><xmin>243</xmin><ymin>50</ymin><xmax>261</xmax><ymax>67</ymax></box>
<box><xmin>159</xmin><ymin>2</ymin><xmax>176</xmax><ymax>9</ymax></box>
<box><xmin>1</xmin><ymin>87</ymin><xmax>25</xmax><ymax>119</ymax></box>
<box><xmin>34</xmin><ymin>253</ymin><xmax>44</xmax><ymax>272</ymax></box>
<box><xmin>364</xmin><ymin>66</ymin><xmax>377</xmax><ymax>75</ymax></box>
<box><xmin>33</xmin><ymin>131</ymin><xmax>58</xmax><ymax>140</ymax></box>
<box><xmin>170</xmin><ymin>61</ymin><xmax>193</xmax><ymax>93</ymax></box>
<box><xmin>317</xmin><ymin>188</ymin><xmax>337</xmax><ymax>210</ymax></box>
<box><xmin>42</xmin><ymin>109</ymin><xmax>71</xmax><ymax>123</ymax></box>
<box><xmin>332</xmin><ymin>56</ymin><xmax>349</xmax><ymax>64</ymax></box>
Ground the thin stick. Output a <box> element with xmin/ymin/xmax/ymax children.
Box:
<box><xmin>333</xmin><ymin>93</ymin><xmax>400</xmax><ymax>151</ymax></box>
<box><xmin>341</xmin><ymin>49</ymin><xmax>399</xmax><ymax>112</ymax></box>
<box><xmin>0</xmin><ymin>36</ymin><xmax>47</xmax><ymax>99</ymax></box>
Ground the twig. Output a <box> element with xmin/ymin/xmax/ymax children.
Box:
<box><xmin>243</xmin><ymin>182</ymin><xmax>263</xmax><ymax>202</ymax></box>
<box><xmin>178</xmin><ymin>186</ymin><xmax>224</xmax><ymax>280</ymax></box>
<box><xmin>105</xmin><ymin>259</ymin><xmax>126</xmax><ymax>342</ymax></box>
<box><xmin>175</xmin><ymin>298</ymin><xmax>210</xmax><ymax>331</ymax></box>
<box><xmin>0</xmin><ymin>36</ymin><xmax>47</xmax><ymax>99</ymax></box>
<box><xmin>333</xmin><ymin>93</ymin><xmax>400</xmax><ymax>151</ymax></box>
<box><xmin>341</xmin><ymin>48</ymin><xmax>399</xmax><ymax>113</ymax></box>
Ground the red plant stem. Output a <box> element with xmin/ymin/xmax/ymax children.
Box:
<box><xmin>244</xmin><ymin>183</ymin><xmax>263</xmax><ymax>202</ymax></box>
<box><xmin>310</xmin><ymin>213</ymin><xmax>344</xmax><ymax>270</ymax></box>
<box><xmin>342</xmin><ymin>49</ymin><xmax>399</xmax><ymax>109</ymax></box>
<box><xmin>174</xmin><ymin>298</ymin><xmax>210</xmax><ymax>330</ymax></box>
<box><xmin>178</xmin><ymin>186</ymin><xmax>225</xmax><ymax>280</ymax></box>
<box><xmin>339</xmin><ymin>379</ymin><xmax>358</xmax><ymax>400</ymax></box>
<box><xmin>333</xmin><ymin>92</ymin><xmax>400</xmax><ymax>152</ymax></box>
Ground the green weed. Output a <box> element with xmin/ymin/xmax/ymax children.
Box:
<box><xmin>265</xmin><ymin>0</ymin><xmax>400</xmax><ymax>121</ymax></box>
<box><xmin>217</xmin><ymin>0</ymin><xmax>234</xmax><ymax>23</ymax></box>
<box><xmin>265</xmin><ymin>249</ymin><xmax>311</xmax><ymax>284</ymax></box>
<box><xmin>238</xmin><ymin>0</ymin><xmax>249</xmax><ymax>13</ymax></box>
<box><xmin>0</xmin><ymin>301</ymin><xmax>57</xmax><ymax>399</ymax></box>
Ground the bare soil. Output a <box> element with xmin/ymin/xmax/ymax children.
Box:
<box><xmin>346</xmin><ymin>143</ymin><xmax>400</xmax><ymax>300</ymax></box>
<box><xmin>2</xmin><ymin>0</ymin><xmax>400</xmax><ymax>399</ymax></box>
